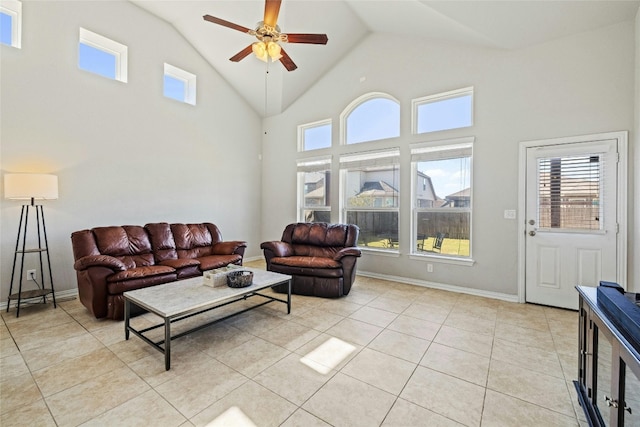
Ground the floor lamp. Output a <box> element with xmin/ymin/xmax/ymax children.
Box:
<box><xmin>4</xmin><ymin>173</ymin><xmax>58</xmax><ymax>317</ymax></box>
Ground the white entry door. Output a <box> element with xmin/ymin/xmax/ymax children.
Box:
<box><xmin>525</xmin><ymin>138</ymin><xmax>619</xmax><ymax>309</ymax></box>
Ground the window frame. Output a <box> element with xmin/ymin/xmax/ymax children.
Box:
<box><xmin>297</xmin><ymin>155</ymin><xmax>332</xmax><ymax>222</ymax></box>
<box><xmin>79</xmin><ymin>27</ymin><xmax>128</xmax><ymax>82</ymax></box>
<box><xmin>340</xmin><ymin>148</ymin><xmax>401</xmax><ymax>253</ymax></box>
<box><xmin>410</xmin><ymin>137</ymin><xmax>475</xmax><ymax>265</ymax></box>
<box><xmin>411</xmin><ymin>87</ymin><xmax>474</xmax><ymax>135</ymax></box>
<box><xmin>298</xmin><ymin>119</ymin><xmax>332</xmax><ymax>152</ymax></box>
<box><xmin>1</xmin><ymin>0</ymin><xmax>22</xmax><ymax>49</ymax></box>
<box><xmin>340</xmin><ymin>92</ymin><xmax>400</xmax><ymax>145</ymax></box>
<box><xmin>164</xmin><ymin>63</ymin><xmax>196</xmax><ymax>105</ymax></box>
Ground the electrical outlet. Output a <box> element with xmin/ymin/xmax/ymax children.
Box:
<box><xmin>427</xmin><ymin>264</ymin><xmax>433</xmax><ymax>273</ymax></box>
<box><xmin>27</xmin><ymin>269</ymin><xmax>36</xmax><ymax>281</ymax></box>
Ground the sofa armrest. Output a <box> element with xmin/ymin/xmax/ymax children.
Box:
<box><xmin>333</xmin><ymin>247</ymin><xmax>362</xmax><ymax>261</ymax></box>
<box><xmin>73</xmin><ymin>255</ymin><xmax>126</xmax><ymax>272</ymax></box>
<box><xmin>212</xmin><ymin>241</ymin><xmax>248</xmax><ymax>256</ymax></box>
<box><xmin>260</xmin><ymin>241</ymin><xmax>294</xmax><ymax>257</ymax></box>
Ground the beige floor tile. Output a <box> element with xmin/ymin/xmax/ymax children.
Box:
<box><xmin>341</xmin><ymin>348</ymin><xmax>416</xmax><ymax>394</ymax></box>
<box><xmin>349</xmin><ymin>306</ymin><xmax>398</xmax><ymax>328</ymax></box>
<box><xmin>325</xmin><ymin>317</ymin><xmax>384</xmax><ymax>346</ymax></box>
<box><xmin>290</xmin><ymin>308</ymin><xmax>344</xmax><ymax>332</ymax></box>
<box><xmin>420</xmin><ymin>342</ymin><xmax>490</xmax><ymax>386</ymax></box>
<box><xmin>155</xmin><ymin>359</ymin><xmax>247</xmax><ymax>419</ymax></box>
<box><xmin>11</xmin><ymin>321</ymin><xmax>87</xmax><ymax>352</ymax></box>
<box><xmin>482</xmin><ymin>389</ymin><xmax>578</xmax><ymax>426</ymax></box>
<box><xmin>316</xmin><ymin>299</ymin><xmax>363</xmax><ymax>317</ymax></box>
<box><xmin>344</xmin><ymin>289</ymin><xmax>381</xmax><ymax>306</ymax></box>
<box><xmin>0</xmin><ymin>336</ymin><xmax>20</xmax><ymax>358</ymax></box>
<box><xmin>0</xmin><ymin>321</ymin><xmax>10</xmax><ymax>339</ymax></box>
<box><xmin>3</xmin><ymin>306</ymin><xmax>74</xmax><ymax>337</ymax></box>
<box><xmin>491</xmin><ymin>338</ymin><xmax>564</xmax><ymax>379</ymax></box>
<box><xmin>189</xmin><ymin>323</ymin><xmax>254</xmax><ymax>357</ymax></box>
<box><xmin>215</xmin><ymin>336</ymin><xmax>290</xmax><ymax>378</ymax></box>
<box><xmin>367</xmin><ymin>295</ymin><xmax>413</xmax><ymax>314</ymax></box>
<box><xmin>294</xmin><ymin>334</ymin><xmax>360</xmax><ymax>373</ymax></box>
<box><xmin>45</xmin><ymin>366</ymin><xmax>150</xmax><ymax>426</ymax></box>
<box><xmin>0</xmin><ymin>398</ymin><xmax>56</xmax><ymax>427</ymax></box>
<box><xmin>33</xmin><ymin>347</ymin><xmax>125</xmax><ymax>397</ymax></box>
<box><xmin>0</xmin><ymin>354</ymin><xmax>30</xmax><ymax>380</ymax></box>
<box><xmin>402</xmin><ymin>301</ymin><xmax>451</xmax><ymax>324</ymax></box>
<box><xmin>433</xmin><ymin>325</ymin><xmax>493</xmax><ymax>357</ymax></box>
<box><xmin>387</xmin><ymin>314</ymin><xmax>442</xmax><ymax>341</ymax></box>
<box><xmin>382</xmin><ymin>398</ymin><xmax>464</xmax><ymax>426</ymax></box>
<box><xmin>368</xmin><ymin>329</ymin><xmax>431</xmax><ymax>363</ymax></box>
<box><xmin>451</xmin><ymin>302</ymin><xmax>498</xmax><ymax>322</ymax></box>
<box><xmin>190</xmin><ymin>380</ymin><xmax>297</xmax><ymax>427</ymax></box>
<box><xmin>401</xmin><ymin>366</ymin><xmax>485</xmax><ymax>426</ymax></box>
<box><xmin>487</xmin><ymin>359</ymin><xmax>575</xmax><ymax>416</ymax></box>
<box><xmin>79</xmin><ymin>389</ymin><xmax>186</xmax><ymax>427</ymax></box>
<box><xmin>280</xmin><ymin>409</ymin><xmax>332</xmax><ymax>427</ymax></box>
<box><xmin>0</xmin><ymin>372</ymin><xmax>42</xmax><ymax>415</ymax></box>
<box><xmin>303</xmin><ymin>373</ymin><xmax>396</xmax><ymax>427</ymax></box>
<box><xmin>20</xmin><ymin>332</ymin><xmax>104</xmax><ymax>371</ymax></box>
<box><xmin>127</xmin><ymin>352</ymin><xmax>178</xmax><ymax>388</ymax></box>
<box><xmin>257</xmin><ymin>321</ymin><xmax>321</xmax><ymax>351</ymax></box>
<box><xmin>494</xmin><ymin>322</ymin><xmax>555</xmax><ymax>351</ymax></box>
<box><xmin>443</xmin><ymin>311</ymin><xmax>496</xmax><ymax>336</ymax></box>
<box><xmin>254</xmin><ymin>353</ymin><xmax>336</xmax><ymax>405</ymax></box>
<box><xmin>224</xmin><ymin>309</ymin><xmax>288</xmax><ymax>336</ymax></box>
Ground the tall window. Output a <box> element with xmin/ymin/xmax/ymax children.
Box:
<box><xmin>298</xmin><ymin>156</ymin><xmax>331</xmax><ymax>222</ymax></box>
<box><xmin>79</xmin><ymin>28</ymin><xmax>128</xmax><ymax>82</ymax></box>
<box><xmin>412</xmin><ymin>87</ymin><xmax>473</xmax><ymax>134</ymax></box>
<box><xmin>341</xmin><ymin>149</ymin><xmax>400</xmax><ymax>250</ymax></box>
<box><xmin>342</xmin><ymin>93</ymin><xmax>400</xmax><ymax>145</ymax></box>
<box><xmin>411</xmin><ymin>138</ymin><xmax>473</xmax><ymax>257</ymax></box>
<box><xmin>299</xmin><ymin>120</ymin><xmax>332</xmax><ymax>151</ymax></box>
<box><xmin>164</xmin><ymin>63</ymin><xmax>196</xmax><ymax>105</ymax></box>
<box><xmin>1</xmin><ymin>0</ymin><xmax>21</xmax><ymax>48</ymax></box>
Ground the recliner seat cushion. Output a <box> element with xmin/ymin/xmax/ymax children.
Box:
<box><xmin>197</xmin><ymin>254</ymin><xmax>242</xmax><ymax>271</ymax></box>
<box><xmin>271</xmin><ymin>256</ymin><xmax>341</xmax><ymax>269</ymax></box>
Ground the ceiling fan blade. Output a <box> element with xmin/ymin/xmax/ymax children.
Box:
<box><xmin>229</xmin><ymin>45</ymin><xmax>254</xmax><ymax>62</ymax></box>
<box><xmin>285</xmin><ymin>33</ymin><xmax>329</xmax><ymax>45</ymax></box>
<box><xmin>203</xmin><ymin>15</ymin><xmax>252</xmax><ymax>34</ymax></box>
<box><xmin>263</xmin><ymin>0</ymin><xmax>282</xmax><ymax>28</ymax></box>
<box><xmin>279</xmin><ymin>47</ymin><xmax>298</xmax><ymax>72</ymax></box>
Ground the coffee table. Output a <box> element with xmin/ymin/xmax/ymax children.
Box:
<box><xmin>124</xmin><ymin>267</ymin><xmax>291</xmax><ymax>370</ymax></box>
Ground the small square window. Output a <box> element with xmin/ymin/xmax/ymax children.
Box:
<box><xmin>298</xmin><ymin>120</ymin><xmax>331</xmax><ymax>151</ymax></box>
<box><xmin>1</xmin><ymin>0</ymin><xmax>21</xmax><ymax>48</ymax></box>
<box><xmin>163</xmin><ymin>63</ymin><xmax>196</xmax><ymax>105</ymax></box>
<box><xmin>79</xmin><ymin>28</ymin><xmax>127</xmax><ymax>82</ymax></box>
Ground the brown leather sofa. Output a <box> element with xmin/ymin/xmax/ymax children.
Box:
<box><xmin>71</xmin><ymin>222</ymin><xmax>246</xmax><ymax>320</ymax></box>
<box><xmin>260</xmin><ymin>223</ymin><xmax>361</xmax><ymax>298</ymax></box>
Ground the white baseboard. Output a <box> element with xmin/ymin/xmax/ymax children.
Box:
<box><xmin>357</xmin><ymin>270</ymin><xmax>520</xmax><ymax>303</ymax></box>
<box><xmin>1</xmin><ymin>288</ymin><xmax>78</xmax><ymax>311</ymax></box>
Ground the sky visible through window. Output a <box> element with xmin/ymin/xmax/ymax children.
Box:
<box><xmin>418</xmin><ymin>157</ymin><xmax>471</xmax><ymax>199</ymax></box>
<box><xmin>1</xmin><ymin>12</ymin><xmax>12</xmax><ymax>46</ymax></box>
<box><xmin>417</xmin><ymin>95</ymin><xmax>472</xmax><ymax>133</ymax></box>
<box><xmin>164</xmin><ymin>75</ymin><xmax>186</xmax><ymax>102</ymax></box>
<box><xmin>347</xmin><ymin>98</ymin><xmax>400</xmax><ymax>144</ymax></box>
<box><xmin>79</xmin><ymin>43</ymin><xmax>116</xmax><ymax>79</ymax></box>
<box><xmin>304</xmin><ymin>123</ymin><xmax>331</xmax><ymax>150</ymax></box>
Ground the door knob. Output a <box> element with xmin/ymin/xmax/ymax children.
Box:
<box><xmin>529</xmin><ymin>231</ymin><xmax>536</xmax><ymax>236</ymax></box>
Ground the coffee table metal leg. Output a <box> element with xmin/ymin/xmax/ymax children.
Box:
<box><xmin>165</xmin><ymin>317</ymin><xmax>171</xmax><ymax>370</ymax></box>
<box><xmin>124</xmin><ymin>299</ymin><xmax>130</xmax><ymax>340</ymax></box>
<box><xmin>287</xmin><ymin>279</ymin><xmax>291</xmax><ymax>314</ymax></box>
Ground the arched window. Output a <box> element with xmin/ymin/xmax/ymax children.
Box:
<box><xmin>342</xmin><ymin>93</ymin><xmax>400</xmax><ymax>145</ymax></box>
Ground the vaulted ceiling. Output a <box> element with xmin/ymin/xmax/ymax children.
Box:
<box><xmin>130</xmin><ymin>1</ymin><xmax>639</xmax><ymax>117</ymax></box>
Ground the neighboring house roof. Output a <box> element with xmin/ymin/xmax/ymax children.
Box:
<box><xmin>446</xmin><ymin>188</ymin><xmax>471</xmax><ymax>200</ymax></box>
<box><xmin>305</xmin><ymin>186</ymin><xmax>325</xmax><ymax>199</ymax></box>
<box><xmin>357</xmin><ymin>181</ymin><xmax>398</xmax><ymax>197</ymax></box>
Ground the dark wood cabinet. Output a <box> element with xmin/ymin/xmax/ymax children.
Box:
<box><xmin>576</xmin><ymin>286</ymin><xmax>640</xmax><ymax>426</ymax></box>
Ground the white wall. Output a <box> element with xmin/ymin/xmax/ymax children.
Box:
<box><xmin>0</xmin><ymin>0</ymin><xmax>262</xmax><ymax>300</ymax></box>
<box><xmin>261</xmin><ymin>21</ymin><xmax>636</xmax><ymax>297</ymax></box>
<box><xmin>633</xmin><ymin>8</ymin><xmax>640</xmax><ymax>292</ymax></box>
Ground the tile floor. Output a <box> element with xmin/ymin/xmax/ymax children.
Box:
<box><xmin>0</xmin><ymin>262</ymin><xmax>587</xmax><ymax>426</ymax></box>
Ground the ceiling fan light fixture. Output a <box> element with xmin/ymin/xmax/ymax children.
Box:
<box><xmin>266</xmin><ymin>41</ymin><xmax>282</xmax><ymax>61</ymax></box>
<box><xmin>252</xmin><ymin>41</ymin><xmax>269</xmax><ymax>62</ymax></box>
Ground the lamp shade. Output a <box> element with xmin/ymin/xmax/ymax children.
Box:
<box><xmin>4</xmin><ymin>174</ymin><xmax>58</xmax><ymax>200</ymax></box>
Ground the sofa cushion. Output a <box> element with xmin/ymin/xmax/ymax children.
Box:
<box><xmin>145</xmin><ymin>222</ymin><xmax>178</xmax><ymax>262</ymax></box>
<box><xmin>197</xmin><ymin>254</ymin><xmax>242</xmax><ymax>271</ymax></box>
<box><xmin>107</xmin><ymin>265</ymin><xmax>175</xmax><ymax>283</ymax></box>
<box><xmin>107</xmin><ymin>269</ymin><xmax>177</xmax><ymax>295</ymax></box>
<box><xmin>93</xmin><ymin>226</ymin><xmax>154</xmax><ymax>269</ymax></box>
<box><xmin>271</xmin><ymin>255</ymin><xmax>341</xmax><ymax>269</ymax></box>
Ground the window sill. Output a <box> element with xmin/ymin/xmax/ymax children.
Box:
<box><xmin>360</xmin><ymin>247</ymin><xmax>400</xmax><ymax>258</ymax></box>
<box><xmin>409</xmin><ymin>253</ymin><xmax>475</xmax><ymax>267</ymax></box>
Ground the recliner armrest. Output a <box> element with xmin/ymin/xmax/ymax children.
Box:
<box><xmin>333</xmin><ymin>247</ymin><xmax>362</xmax><ymax>261</ymax></box>
<box><xmin>260</xmin><ymin>241</ymin><xmax>294</xmax><ymax>257</ymax></box>
<box><xmin>212</xmin><ymin>241</ymin><xmax>248</xmax><ymax>255</ymax></box>
<box><xmin>73</xmin><ymin>255</ymin><xmax>127</xmax><ymax>272</ymax></box>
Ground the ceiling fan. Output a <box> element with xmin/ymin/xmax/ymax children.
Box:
<box><xmin>203</xmin><ymin>0</ymin><xmax>328</xmax><ymax>72</ymax></box>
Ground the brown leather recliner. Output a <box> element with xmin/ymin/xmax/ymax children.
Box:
<box><xmin>71</xmin><ymin>222</ymin><xmax>246</xmax><ymax>320</ymax></box>
<box><xmin>260</xmin><ymin>223</ymin><xmax>361</xmax><ymax>298</ymax></box>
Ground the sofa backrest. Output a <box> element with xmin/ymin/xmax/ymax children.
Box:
<box><xmin>81</xmin><ymin>226</ymin><xmax>155</xmax><ymax>269</ymax></box>
<box><xmin>282</xmin><ymin>223</ymin><xmax>359</xmax><ymax>257</ymax></box>
<box><xmin>170</xmin><ymin>223</ymin><xmax>223</xmax><ymax>259</ymax></box>
<box><xmin>145</xmin><ymin>222</ymin><xmax>178</xmax><ymax>263</ymax></box>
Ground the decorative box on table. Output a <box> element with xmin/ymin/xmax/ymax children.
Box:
<box><xmin>203</xmin><ymin>264</ymin><xmax>242</xmax><ymax>288</ymax></box>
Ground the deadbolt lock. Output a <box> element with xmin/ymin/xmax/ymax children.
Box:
<box><xmin>528</xmin><ymin>219</ymin><xmax>535</xmax><ymax>225</ymax></box>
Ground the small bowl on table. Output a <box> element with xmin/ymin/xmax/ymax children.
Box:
<box><xmin>226</xmin><ymin>270</ymin><xmax>253</xmax><ymax>288</ymax></box>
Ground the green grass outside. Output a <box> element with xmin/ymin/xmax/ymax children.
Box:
<box><xmin>360</xmin><ymin>236</ymin><xmax>470</xmax><ymax>256</ymax></box>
